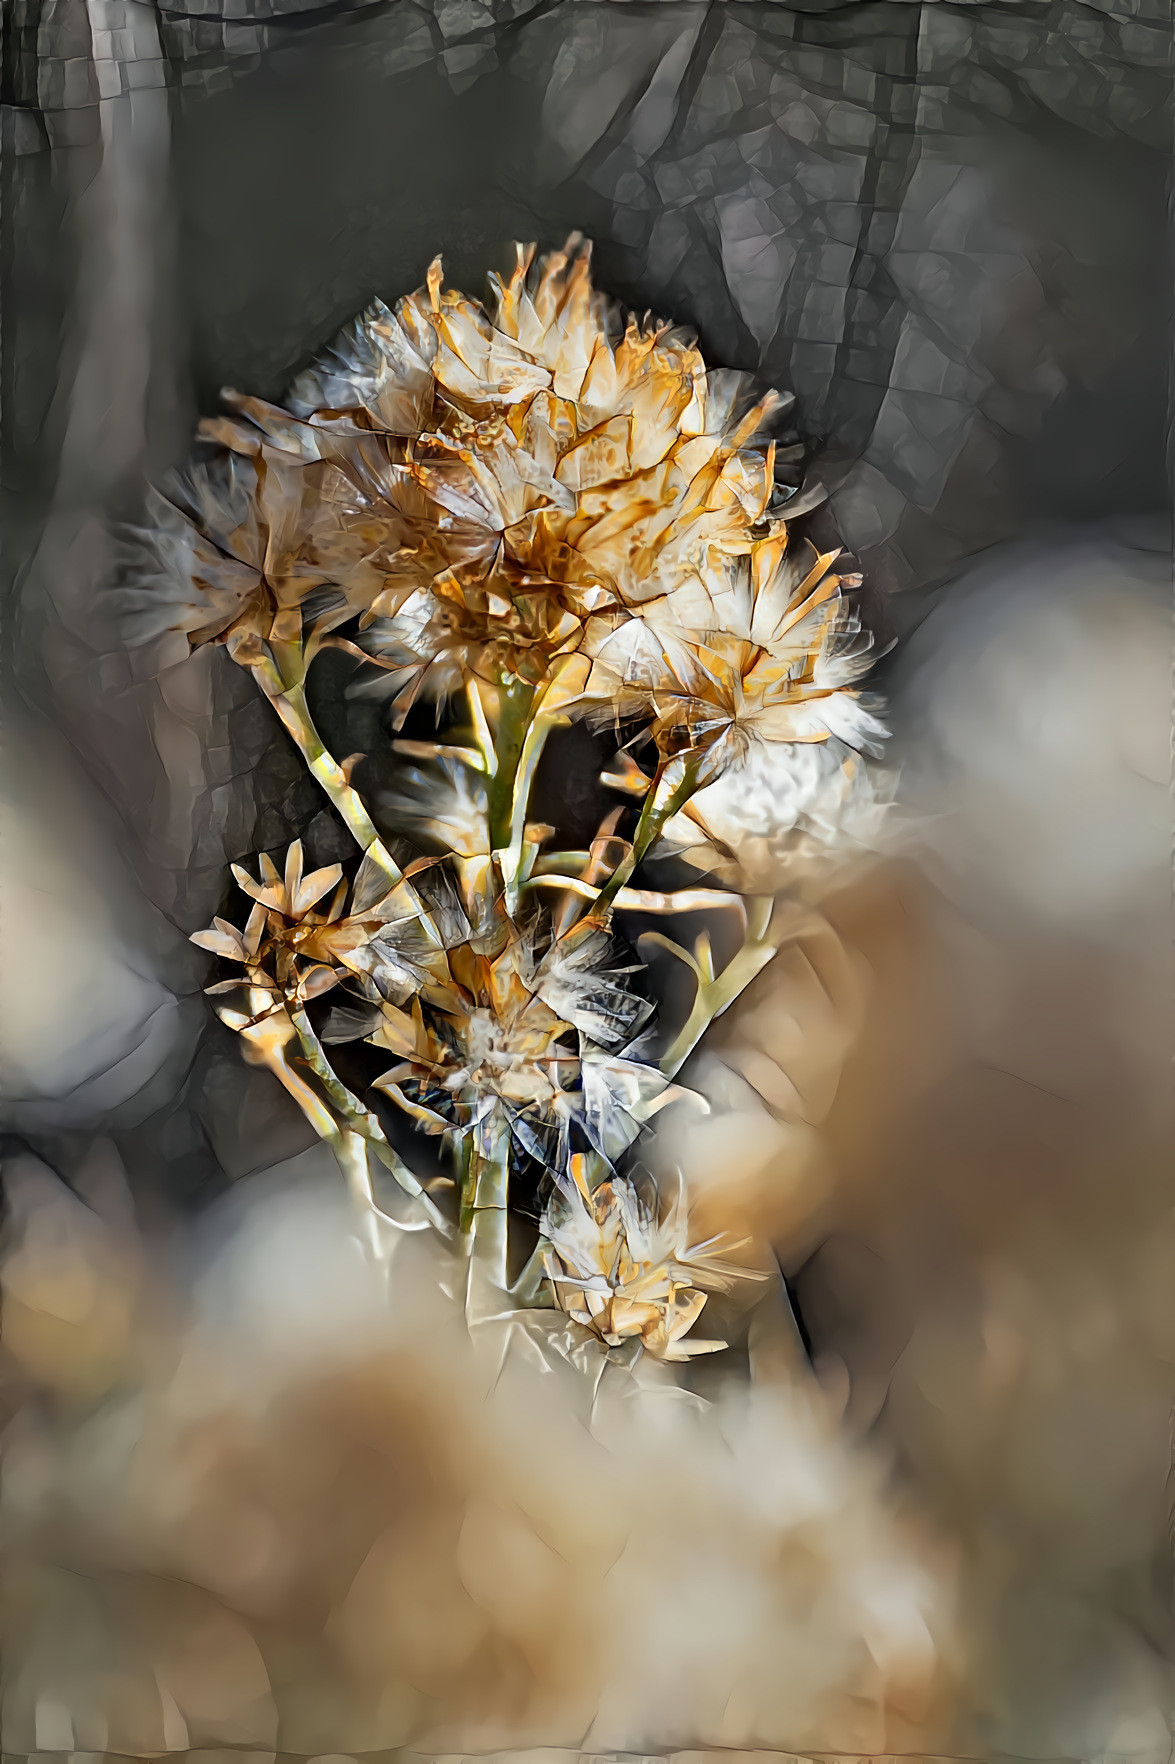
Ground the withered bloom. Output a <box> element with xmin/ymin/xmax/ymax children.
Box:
<box><xmin>346</xmin><ymin>248</ymin><xmax>813</xmax><ymax>717</ymax></box>
<box><xmin>367</xmin><ymin>922</ymin><xmax>680</xmax><ymax>1166</ymax></box>
<box><xmin>541</xmin><ymin>1156</ymin><xmax>747</xmax><ymax>1360</ymax></box>
<box><xmin>115</xmin><ymin>442</ymin><xmax>342</xmax><ymax>669</ymax></box>
<box><xmin>123</xmin><ymin>241</ymin><xmax>824</xmax><ymax>717</ymax></box>
<box><xmin>380</xmin><ymin>753</ymin><xmax>491</xmax><ymax>860</ymax></box>
<box><xmin>586</xmin><ymin>540</ymin><xmax>881</xmax><ymax>768</ymax></box>
<box><xmin>583</xmin><ymin>536</ymin><xmax>888</xmax><ymax>885</ymax></box>
<box><xmin>192</xmin><ymin>841</ymin><xmax>436</xmax><ymax>1023</ymax></box>
<box><xmin>190</xmin><ymin>842</ymin><xmax>451</xmax><ymax>1222</ymax></box>
<box><xmin>150</xmin><ymin>235</ymin><xmax>888</xmax><ymax>1358</ymax></box>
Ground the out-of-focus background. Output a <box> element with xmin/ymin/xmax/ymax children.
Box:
<box><xmin>2</xmin><ymin>2</ymin><xmax>1171</xmax><ymax>1757</ymax></box>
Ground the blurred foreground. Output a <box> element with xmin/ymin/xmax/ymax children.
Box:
<box><xmin>1</xmin><ymin>526</ymin><xmax>1170</xmax><ymax>1759</ymax></box>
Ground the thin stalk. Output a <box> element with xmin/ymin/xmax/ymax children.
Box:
<box><xmin>330</xmin><ymin>1128</ymin><xmax>385</xmax><ymax>1259</ymax></box>
<box><xmin>502</xmin><ymin>718</ymin><xmax>561</xmax><ymax>914</ymax></box>
<box><xmin>268</xmin><ymin>677</ymin><xmax>398</xmax><ymax>871</ymax></box>
<box><xmin>525</xmin><ymin>875</ymin><xmax>749</xmax><ymax>914</ymax></box>
<box><xmin>255</xmin><ymin>667</ymin><xmax>442</xmax><ymax>947</ymax></box>
<box><xmin>256</xmin><ymin>1042</ymin><xmax>341</xmax><ymax>1144</ymax></box>
<box><xmin>287</xmin><ymin>1004</ymin><xmax>446</xmax><ymax>1230</ymax></box>
<box><xmin>486</xmin><ymin>679</ymin><xmax>536</xmax><ymax>854</ymax></box>
<box><xmin>460</xmin><ymin>1121</ymin><xmax>512</xmax><ymax>1321</ymax></box>
<box><xmin>530</xmin><ymin>849</ymin><xmax>592</xmax><ymax>876</ymax></box>
<box><xmin>592</xmin><ymin>754</ymin><xmax>702</xmax><ymax>917</ymax></box>
<box><xmin>658</xmin><ymin>934</ymin><xmax>781</xmax><ymax>1077</ymax></box>
<box><xmin>235</xmin><ymin>1006</ymin><xmax>406</xmax><ymax>1249</ymax></box>
<box><xmin>289</xmin><ymin>1003</ymin><xmax>384</xmax><ymax>1125</ymax></box>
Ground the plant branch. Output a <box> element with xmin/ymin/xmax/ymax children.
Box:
<box><xmin>265</xmin><ymin>673</ymin><xmax>398</xmax><ymax>873</ymax></box>
<box><xmin>287</xmin><ymin>1003</ymin><xmax>448</xmax><ymax>1232</ymax></box>
<box><xmin>592</xmin><ymin>753</ymin><xmax>702</xmax><ymax>917</ymax></box>
<box><xmin>460</xmin><ymin>1120</ymin><xmax>512</xmax><ymax>1323</ymax></box>
<box><xmin>656</xmin><ymin>896</ymin><xmax>784</xmax><ymax>1077</ymax></box>
<box><xmin>249</xmin><ymin>654</ymin><xmax>443</xmax><ymax>947</ymax></box>
<box><xmin>486</xmin><ymin>679</ymin><xmax>536</xmax><ymax>853</ymax></box>
<box><xmin>500</xmin><ymin>662</ymin><xmax>585</xmax><ymax>914</ymax></box>
<box><xmin>525</xmin><ymin>874</ymin><xmax>749</xmax><ymax>915</ymax></box>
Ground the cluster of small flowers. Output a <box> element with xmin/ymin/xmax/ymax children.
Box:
<box><xmin>128</xmin><ymin>238</ymin><xmax>887</xmax><ymax>1362</ymax></box>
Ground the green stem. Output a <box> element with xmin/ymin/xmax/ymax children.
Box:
<box><xmin>460</xmin><ymin>1120</ymin><xmax>512</xmax><ymax>1320</ymax></box>
<box><xmin>287</xmin><ymin>1005</ymin><xmax>446</xmax><ymax>1229</ymax></box>
<box><xmin>486</xmin><ymin>679</ymin><xmax>536</xmax><ymax>854</ymax></box>
<box><xmin>329</xmin><ymin>1128</ymin><xmax>385</xmax><ymax>1258</ymax></box>
<box><xmin>253</xmin><ymin>663</ymin><xmax>443</xmax><ymax>947</ymax></box>
<box><xmin>289</xmin><ymin>1003</ymin><xmax>380</xmax><ymax>1124</ymax></box>
<box><xmin>658</xmin><ymin>928</ymin><xmax>781</xmax><ymax>1077</ymax></box>
<box><xmin>593</xmin><ymin>755</ymin><xmax>701</xmax><ymax>917</ymax></box>
<box><xmin>270</xmin><ymin>678</ymin><xmax>399</xmax><ymax>877</ymax></box>
<box><xmin>502</xmin><ymin>717</ymin><xmax>562</xmax><ymax>915</ymax></box>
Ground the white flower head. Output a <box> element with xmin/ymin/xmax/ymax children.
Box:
<box><xmin>369</xmin><ymin>919</ymin><xmax>680</xmax><ymax>1167</ymax></box>
<box><xmin>579</xmin><ymin>539</ymin><xmax>887</xmax><ymax>800</ymax></box>
<box><xmin>658</xmin><ymin>736</ymin><xmax>894</xmax><ymax>893</ymax></box>
<box><xmin>380</xmin><ymin>753</ymin><xmax>491</xmax><ymax>859</ymax></box>
<box><xmin>541</xmin><ymin>1158</ymin><xmax>752</xmax><ymax>1360</ymax></box>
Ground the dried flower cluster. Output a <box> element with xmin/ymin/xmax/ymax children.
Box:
<box><xmin>125</xmin><ymin>237</ymin><xmax>886</xmax><ymax>1361</ymax></box>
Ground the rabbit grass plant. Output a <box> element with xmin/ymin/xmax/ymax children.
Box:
<box><xmin>120</xmin><ymin>235</ymin><xmax>887</xmax><ymax>1366</ymax></box>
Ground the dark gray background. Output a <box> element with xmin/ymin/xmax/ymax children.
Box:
<box><xmin>1</xmin><ymin>0</ymin><xmax>1169</xmax><ymax>1261</ymax></box>
<box><xmin>1</xmin><ymin>7</ymin><xmax>1172</xmax><ymax>1755</ymax></box>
